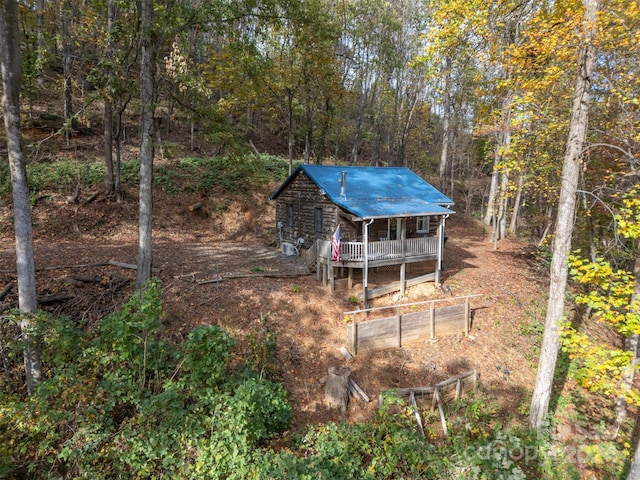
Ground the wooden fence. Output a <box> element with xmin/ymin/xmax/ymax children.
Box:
<box><xmin>345</xmin><ymin>295</ymin><xmax>479</xmax><ymax>355</ymax></box>
<box><xmin>378</xmin><ymin>370</ymin><xmax>479</xmax><ymax>437</ymax></box>
<box><xmin>379</xmin><ymin>369</ymin><xmax>479</xmax><ymax>407</ymax></box>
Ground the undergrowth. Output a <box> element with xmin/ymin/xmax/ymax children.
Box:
<box><xmin>2</xmin><ymin>280</ymin><xmax>626</xmax><ymax>479</ymax></box>
<box><xmin>0</xmin><ymin>154</ymin><xmax>292</xmax><ymax>199</ymax></box>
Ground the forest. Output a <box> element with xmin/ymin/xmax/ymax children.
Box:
<box><xmin>1</xmin><ymin>0</ymin><xmax>639</xmax><ymax>478</ymax></box>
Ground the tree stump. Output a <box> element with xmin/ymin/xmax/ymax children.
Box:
<box><xmin>325</xmin><ymin>366</ymin><xmax>351</xmax><ymax>413</ymax></box>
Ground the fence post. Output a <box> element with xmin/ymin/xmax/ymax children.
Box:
<box><xmin>397</xmin><ymin>306</ymin><xmax>402</xmax><ymax>348</ymax></box>
<box><xmin>464</xmin><ymin>297</ymin><xmax>470</xmax><ymax>336</ymax></box>
<box><xmin>353</xmin><ymin>321</ymin><xmax>358</xmax><ymax>356</ymax></box>
<box><xmin>430</xmin><ymin>302</ymin><xmax>435</xmax><ymax>339</ymax></box>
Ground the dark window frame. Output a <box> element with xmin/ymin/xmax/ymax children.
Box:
<box><xmin>286</xmin><ymin>203</ymin><xmax>294</xmax><ymax>227</ymax></box>
<box><xmin>314</xmin><ymin>207</ymin><xmax>323</xmax><ymax>234</ymax></box>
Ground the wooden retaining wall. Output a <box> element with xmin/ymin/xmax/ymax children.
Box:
<box><xmin>345</xmin><ymin>296</ymin><xmax>478</xmax><ymax>355</ymax></box>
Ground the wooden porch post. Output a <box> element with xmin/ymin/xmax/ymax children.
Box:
<box><xmin>363</xmin><ymin>219</ymin><xmax>372</xmax><ymax>309</ymax></box>
<box><xmin>400</xmin><ymin>218</ymin><xmax>406</xmax><ymax>297</ymax></box>
<box><xmin>436</xmin><ymin>216</ymin><xmax>444</xmax><ymax>285</ymax></box>
<box><xmin>329</xmin><ymin>259</ymin><xmax>335</xmax><ymax>293</ymax></box>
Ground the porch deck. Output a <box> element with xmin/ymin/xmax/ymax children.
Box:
<box><xmin>316</xmin><ymin>236</ymin><xmax>439</xmax><ymax>268</ymax></box>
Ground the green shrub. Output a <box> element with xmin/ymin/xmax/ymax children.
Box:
<box><xmin>230</xmin><ymin>377</ymin><xmax>292</xmax><ymax>443</ymax></box>
<box><xmin>182</xmin><ymin>324</ymin><xmax>235</xmax><ymax>390</ymax></box>
<box><xmin>1</xmin><ymin>279</ymin><xmax>610</xmax><ymax>480</ymax></box>
<box><xmin>245</xmin><ymin>313</ymin><xmax>278</xmax><ymax>378</ymax></box>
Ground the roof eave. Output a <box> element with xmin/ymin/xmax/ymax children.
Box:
<box><xmin>340</xmin><ymin>206</ymin><xmax>455</xmax><ymax>221</ymax></box>
<box><xmin>268</xmin><ymin>165</ymin><xmax>304</xmax><ymax>200</ymax></box>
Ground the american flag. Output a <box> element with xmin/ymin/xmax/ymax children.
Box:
<box><xmin>331</xmin><ymin>225</ymin><xmax>340</xmax><ymax>262</ymax></box>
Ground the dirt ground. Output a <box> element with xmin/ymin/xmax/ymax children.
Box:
<box><xmin>0</xmin><ymin>183</ymin><xmax>546</xmax><ymax>434</ymax></box>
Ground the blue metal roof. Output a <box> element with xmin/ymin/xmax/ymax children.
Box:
<box><xmin>270</xmin><ymin>165</ymin><xmax>455</xmax><ymax>219</ymax></box>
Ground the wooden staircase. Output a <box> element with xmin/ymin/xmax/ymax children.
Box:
<box><xmin>306</xmin><ymin>240</ymin><xmax>319</xmax><ymax>272</ymax></box>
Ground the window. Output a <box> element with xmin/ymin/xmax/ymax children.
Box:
<box><xmin>286</xmin><ymin>203</ymin><xmax>294</xmax><ymax>227</ymax></box>
<box><xmin>417</xmin><ymin>216</ymin><xmax>430</xmax><ymax>234</ymax></box>
<box><xmin>314</xmin><ymin>207</ymin><xmax>323</xmax><ymax>234</ymax></box>
<box><xmin>387</xmin><ymin>218</ymin><xmax>399</xmax><ymax>240</ymax></box>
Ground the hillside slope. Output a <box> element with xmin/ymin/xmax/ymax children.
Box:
<box><xmin>0</xmin><ymin>182</ymin><xmax>544</xmax><ymax>431</ymax></box>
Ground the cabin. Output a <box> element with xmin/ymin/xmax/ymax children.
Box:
<box><xmin>269</xmin><ymin>165</ymin><xmax>454</xmax><ymax>306</ymax></box>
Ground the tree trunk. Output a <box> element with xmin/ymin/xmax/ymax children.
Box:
<box><xmin>496</xmin><ymin>102</ymin><xmax>513</xmax><ymax>242</ymax></box>
<box><xmin>136</xmin><ymin>0</ymin><xmax>155</xmax><ymax>290</ymax></box>
<box><xmin>614</xmin><ymin>243</ymin><xmax>640</xmax><ymax>424</ymax></box>
<box><xmin>529</xmin><ymin>0</ymin><xmax>600</xmax><ymax>430</ymax></box>
<box><xmin>484</xmin><ymin>158</ymin><xmax>499</xmax><ymax>227</ymax></box>
<box><xmin>36</xmin><ymin>0</ymin><xmax>45</xmax><ymax>90</ymax></box>
<box><xmin>1</xmin><ymin>0</ymin><xmax>42</xmax><ymax>394</ymax></box>
<box><xmin>104</xmin><ymin>100</ymin><xmax>114</xmax><ymax>194</ymax></box>
<box><xmin>438</xmin><ymin>57</ymin><xmax>452</xmax><ymax>194</ymax></box>
<box><xmin>486</xmin><ymin>94</ymin><xmax>513</xmax><ymax>232</ymax></box>
<box><xmin>61</xmin><ymin>0</ymin><xmax>76</xmax><ymax>145</ymax></box>
<box><xmin>509</xmin><ymin>166</ymin><xmax>526</xmax><ymax>235</ymax></box>
<box><xmin>304</xmin><ymin>105</ymin><xmax>313</xmax><ymax>163</ymax></box>
<box><xmin>287</xmin><ymin>91</ymin><xmax>294</xmax><ymax>174</ymax></box>
<box><xmin>114</xmin><ymin>94</ymin><xmax>131</xmax><ymax>202</ymax></box>
<box><xmin>628</xmin><ymin>430</ymin><xmax>640</xmax><ymax>479</ymax></box>
<box><xmin>537</xmin><ymin>204</ymin><xmax>553</xmax><ymax>247</ymax></box>
<box><xmin>103</xmin><ymin>0</ymin><xmax>115</xmax><ymax>195</ymax></box>
<box><xmin>397</xmin><ymin>92</ymin><xmax>419</xmax><ymax>168</ymax></box>
<box><xmin>495</xmin><ymin>170</ymin><xmax>509</xmax><ymax>245</ymax></box>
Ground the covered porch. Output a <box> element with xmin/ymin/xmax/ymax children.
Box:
<box><xmin>318</xmin><ymin>236</ymin><xmax>439</xmax><ymax>267</ymax></box>
<box><xmin>310</xmin><ymin>215</ymin><xmax>448</xmax><ymax>307</ymax></box>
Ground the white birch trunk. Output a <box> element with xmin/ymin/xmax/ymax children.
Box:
<box><xmin>438</xmin><ymin>63</ymin><xmax>451</xmax><ymax>194</ymax></box>
<box><xmin>529</xmin><ymin>0</ymin><xmax>600</xmax><ymax>429</ymax></box>
<box><xmin>136</xmin><ymin>0</ymin><xmax>155</xmax><ymax>289</ymax></box>
<box><xmin>484</xmin><ymin>159</ymin><xmax>499</xmax><ymax>227</ymax></box>
<box><xmin>509</xmin><ymin>169</ymin><xmax>525</xmax><ymax>234</ymax></box>
<box><xmin>1</xmin><ymin>0</ymin><xmax>42</xmax><ymax>394</ymax></box>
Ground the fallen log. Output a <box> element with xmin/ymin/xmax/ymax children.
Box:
<box><xmin>108</xmin><ymin>260</ymin><xmax>161</xmax><ymax>273</ymax></box>
<box><xmin>74</xmin><ymin>275</ymin><xmax>102</xmax><ymax>283</ymax></box>
<box><xmin>59</xmin><ymin>275</ymin><xmax>102</xmax><ymax>285</ymax></box>
<box><xmin>197</xmin><ymin>277</ymin><xmax>223</xmax><ymax>285</ymax></box>
<box><xmin>0</xmin><ymin>283</ymin><xmax>12</xmax><ymax>302</ymax></box>
<box><xmin>348</xmin><ymin>378</ymin><xmax>370</xmax><ymax>403</ymax></box>
<box><xmin>83</xmin><ymin>188</ymin><xmax>104</xmax><ymax>204</ymax></box>
<box><xmin>197</xmin><ymin>272</ymin><xmax>310</xmax><ymax>285</ymax></box>
<box><xmin>188</xmin><ymin>202</ymin><xmax>203</xmax><ymax>212</ymax></box>
<box><xmin>3</xmin><ymin>260</ymin><xmax>160</xmax><ymax>275</ymax></box>
<box><xmin>0</xmin><ymin>262</ymin><xmax>112</xmax><ymax>274</ymax></box>
<box><xmin>339</xmin><ymin>345</ymin><xmax>353</xmax><ymax>362</ymax></box>
<box><xmin>38</xmin><ymin>293</ymin><xmax>73</xmax><ymax>304</ymax></box>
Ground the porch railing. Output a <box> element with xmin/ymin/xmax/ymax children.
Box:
<box><xmin>336</xmin><ymin>236</ymin><xmax>438</xmax><ymax>263</ymax></box>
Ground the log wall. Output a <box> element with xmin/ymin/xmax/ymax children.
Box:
<box><xmin>274</xmin><ymin>172</ymin><xmax>357</xmax><ymax>246</ymax></box>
